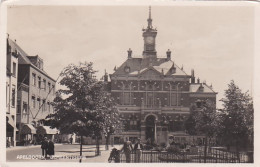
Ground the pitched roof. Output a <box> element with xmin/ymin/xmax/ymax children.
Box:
<box><xmin>189</xmin><ymin>83</ymin><xmax>216</xmax><ymax>93</ymax></box>
<box><xmin>7</xmin><ymin>39</ymin><xmax>55</xmax><ymax>81</ymax></box>
<box><xmin>112</xmin><ymin>57</ymin><xmax>189</xmax><ymax>77</ymax></box>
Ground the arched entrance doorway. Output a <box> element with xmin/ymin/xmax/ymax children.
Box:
<box><xmin>145</xmin><ymin>115</ymin><xmax>156</xmax><ymax>144</ymax></box>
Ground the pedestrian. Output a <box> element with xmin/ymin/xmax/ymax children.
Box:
<box><xmin>41</xmin><ymin>137</ymin><xmax>48</xmax><ymax>159</ymax></box>
<box><xmin>120</xmin><ymin>137</ymin><xmax>133</xmax><ymax>163</ymax></box>
<box><xmin>108</xmin><ymin>148</ymin><xmax>120</xmax><ymax>163</ymax></box>
<box><xmin>134</xmin><ymin>138</ymin><xmax>143</xmax><ymax>163</ymax></box>
<box><xmin>69</xmin><ymin>137</ymin><xmax>73</xmax><ymax>144</ymax></box>
<box><xmin>47</xmin><ymin>138</ymin><xmax>55</xmax><ymax>159</ymax></box>
<box><xmin>169</xmin><ymin>136</ymin><xmax>177</xmax><ymax>146</ymax></box>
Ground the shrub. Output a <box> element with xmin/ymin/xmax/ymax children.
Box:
<box><xmin>166</xmin><ymin>146</ymin><xmax>181</xmax><ymax>154</ymax></box>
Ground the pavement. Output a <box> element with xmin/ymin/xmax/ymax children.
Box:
<box><xmin>6</xmin><ymin>143</ymin><xmax>122</xmax><ymax>162</ymax></box>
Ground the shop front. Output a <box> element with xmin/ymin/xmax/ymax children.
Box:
<box><xmin>20</xmin><ymin>124</ymin><xmax>37</xmax><ymax>145</ymax></box>
<box><xmin>6</xmin><ymin>115</ymin><xmax>18</xmax><ymax>147</ymax></box>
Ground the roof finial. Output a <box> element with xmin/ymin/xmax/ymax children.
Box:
<box><xmin>147</xmin><ymin>6</ymin><xmax>152</xmax><ymax>29</ymax></box>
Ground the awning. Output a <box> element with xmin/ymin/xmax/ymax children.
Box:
<box><xmin>6</xmin><ymin>114</ymin><xmax>18</xmax><ymax>131</ymax></box>
<box><xmin>37</xmin><ymin>126</ymin><xmax>59</xmax><ymax>135</ymax></box>
<box><xmin>21</xmin><ymin>124</ymin><xmax>36</xmax><ymax>134</ymax></box>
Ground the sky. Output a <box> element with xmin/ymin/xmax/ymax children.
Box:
<box><xmin>7</xmin><ymin>5</ymin><xmax>255</xmax><ymax>109</ymax></box>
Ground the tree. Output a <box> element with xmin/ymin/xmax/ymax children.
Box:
<box><xmin>186</xmin><ymin>99</ymin><xmax>219</xmax><ymax>162</ymax></box>
<box><xmin>218</xmin><ymin>80</ymin><xmax>254</xmax><ymax>152</ymax></box>
<box><xmin>185</xmin><ymin>104</ymin><xmax>198</xmax><ymax>142</ymax></box>
<box><xmin>97</xmin><ymin>90</ymin><xmax>121</xmax><ymax>150</ymax></box>
<box><xmin>44</xmin><ymin>62</ymin><xmax>119</xmax><ymax>161</ymax></box>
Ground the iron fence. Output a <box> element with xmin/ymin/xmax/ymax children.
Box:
<box><xmin>119</xmin><ymin>147</ymin><xmax>252</xmax><ymax>163</ymax></box>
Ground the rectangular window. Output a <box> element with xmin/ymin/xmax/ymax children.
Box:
<box><xmin>129</xmin><ymin>120</ymin><xmax>138</xmax><ymax>130</ymax></box>
<box><xmin>52</xmin><ymin>85</ymin><xmax>55</xmax><ymax>94</ymax></box>
<box><xmin>12</xmin><ymin>62</ymin><xmax>16</xmax><ymax>77</ymax></box>
<box><xmin>23</xmin><ymin>102</ymin><xmax>28</xmax><ymax>114</ymax></box>
<box><xmin>32</xmin><ymin>73</ymin><xmax>36</xmax><ymax>86</ymax></box>
<box><xmin>32</xmin><ymin>96</ymin><xmax>36</xmax><ymax>108</ymax></box>
<box><xmin>48</xmin><ymin>82</ymin><xmax>51</xmax><ymax>93</ymax></box>
<box><xmin>124</xmin><ymin>92</ymin><xmax>131</xmax><ymax>105</ymax></box>
<box><xmin>38</xmin><ymin>76</ymin><xmax>41</xmax><ymax>89</ymax></box>
<box><xmin>123</xmin><ymin>120</ymin><xmax>129</xmax><ymax>131</ymax></box>
<box><xmin>43</xmin><ymin>79</ymin><xmax>46</xmax><ymax>90</ymax></box>
<box><xmin>177</xmin><ymin>94</ymin><xmax>181</xmax><ymax>106</ymax></box>
<box><xmin>11</xmin><ymin>87</ymin><xmax>15</xmax><ymax>107</ymax></box>
<box><xmin>42</xmin><ymin>100</ymin><xmax>46</xmax><ymax>111</ymax></box>
<box><xmin>171</xmin><ymin>93</ymin><xmax>177</xmax><ymax>106</ymax></box>
<box><xmin>6</xmin><ymin>83</ymin><xmax>9</xmax><ymax>106</ymax></box>
<box><xmin>37</xmin><ymin>98</ymin><xmax>41</xmax><ymax>109</ymax></box>
<box><xmin>147</xmin><ymin>92</ymin><xmax>153</xmax><ymax>107</ymax></box>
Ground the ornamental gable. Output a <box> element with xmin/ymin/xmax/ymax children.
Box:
<box><xmin>139</xmin><ymin>68</ymin><xmax>162</xmax><ymax>79</ymax></box>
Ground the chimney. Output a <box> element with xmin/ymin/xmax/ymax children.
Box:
<box><xmin>104</xmin><ymin>70</ymin><xmax>108</xmax><ymax>82</ymax></box>
<box><xmin>197</xmin><ymin>78</ymin><xmax>200</xmax><ymax>83</ymax></box>
<box><xmin>166</xmin><ymin>49</ymin><xmax>171</xmax><ymax>60</ymax></box>
<box><xmin>127</xmin><ymin>48</ymin><xmax>132</xmax><ymax>59</ymax></box>
<box><xmin>191</xmin><ymin>69</ymin><xmax>195</xmax><ymax>83</ymax></box>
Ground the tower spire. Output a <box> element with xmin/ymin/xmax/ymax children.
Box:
<box><xmin>149</xmin><ymin>6</ymin><xmax>151</xmax><ymax>19</ymax></box>
<box><xmin>147</xmin><ymin>6</ymin><xmax>152</xmax><ymax>29</ymax></box>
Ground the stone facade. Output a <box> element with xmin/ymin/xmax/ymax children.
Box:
<box><xmin>108</xmin><ymin>7</ymin><xmax>217</xmax><ymax>146</ymax></box>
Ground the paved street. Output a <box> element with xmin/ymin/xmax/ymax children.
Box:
<box><xmin>6</xmin><ymin>144</ymin><xmax>122</xmax><ymax>162</ymax></box>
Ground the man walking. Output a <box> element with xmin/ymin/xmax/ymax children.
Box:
<box><xmin>41</xmin><ymin>137</ymin><xmax>48</xmax><ymax>159</ymax></box>
<box><xmin>134</xmin><ymin>138</ymin><xmax>143</xmax><ymax>163</ymax></box>
<box><xmin>47</xmin><ymin>138</ymin><xmax>55</xmax><ymax>159</ymax></box>
<box><xmin>121</xmin><ymin>137</ymin><xmax>133</xmax><ymax>163</ymax></box>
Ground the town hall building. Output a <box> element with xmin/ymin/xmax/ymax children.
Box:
<box><xmin>109</xmin><ymin>7</ymin><xmax>217</xmax><ymax>146</ymax></box>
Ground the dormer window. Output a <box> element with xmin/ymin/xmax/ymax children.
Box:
<box><xmin>170</xmin><ymin>67</ymin><xmax>176</xmax><ymax>74</ymax></box>
<box><xmin>124</xmin><ymin>66</ymin><xmax>130</xmax><ymax>73</ymax></box>
<box><xmin>198</xmin><ymin>84</ymin><xmax>204</xmax><ymax>92</ymax></box>
<box><xmin>37</xmin><ymin>59</ymin><xmax>43</xmax><ymax>70</ymax></box>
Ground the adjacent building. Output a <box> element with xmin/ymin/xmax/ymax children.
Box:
<box><xmin>6</xmin><ymin>37</ymin><xmax>19</xmax><ymax>147</ymax></box>
<box><xmin>6</xmin><ymin>38</ymin><xmax>57</xmax><ymax>145</ymax></box>
<box><xmin>109</xmin><ymin>7</ymin><xmax>217</xmax><ymax>145</ymax></box>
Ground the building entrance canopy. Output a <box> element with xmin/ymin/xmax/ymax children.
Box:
<box><xmin>37</xmin><ymin>126</ymin><xmax>59</xmax><ymax>135</ymax></box>
<box><xmin>21</xmin><ymin>124</ymin><xmax>36</xmax><ymax>134</ymax></box>
<box><xmin>6</xmin><ymin>115</ymin><xmax>18</xmax><ymax>131</ymax></box>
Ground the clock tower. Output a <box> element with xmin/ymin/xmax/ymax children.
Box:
<box><xmin>143</xmin><ymin>6</ymin><xmax>157</xmax><ymax>58</ymax></box>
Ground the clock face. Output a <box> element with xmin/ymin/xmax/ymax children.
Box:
<box><xmin>146</xmin><ymin>36</ymin><xmax>154</xmax><ymax>44</ymax></box>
